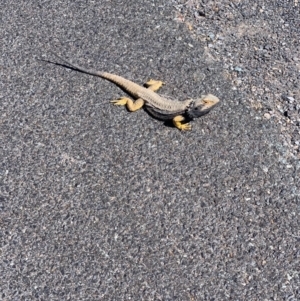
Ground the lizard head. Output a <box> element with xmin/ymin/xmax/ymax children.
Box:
<box><xmin>186</xmin><ymin>94</ymin><xmax>220</xmax><ymax>119</ymax></box>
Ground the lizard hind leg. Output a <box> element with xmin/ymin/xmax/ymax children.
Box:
<box><xmin>145</xmin><ymin>79</ymin><xmax>165</xmax><ymax>92</ymax></box>
<box><xmin>110</xmin><ymin>97</ymin><xmax>144</xmax><ymax>112</ymax></box>
<box><xmin>173</xmin><ymin>115</ymin><xmax>192</xmax><ymax>131</ymax></box>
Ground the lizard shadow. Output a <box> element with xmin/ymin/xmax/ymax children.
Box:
<box><xmin>143</xmin><ymin>109</ymin><xmax>192</xmax><ymax>129</ymax></box>
<box><xmin>162</xmin><ymin>120</ymin><xmax>175</xmax><ymax>128</ymax></box>
<box><xmin>142</xmin><ymin>108</ymin><xmax>174</xmax><ymax>128</ymax></box>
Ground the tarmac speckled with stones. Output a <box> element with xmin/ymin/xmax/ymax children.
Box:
<box><xmin>1</xmin><ymin>0</ymin><xmax>299</xmax><ymax>300</ymax></box>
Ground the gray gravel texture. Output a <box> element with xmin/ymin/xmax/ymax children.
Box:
<box><xmin>0</xmin><ymin>0</ymin><xmax>299</xmax><ymax>300</ymax></box>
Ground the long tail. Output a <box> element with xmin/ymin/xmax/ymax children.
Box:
<box><xmin>49</xmin><ymin>51</ymin><xmax>105</xmax><ymax>78</ymax></box>
<box><xmin>47</xmin><ymin>51</ymin><xmax>144</xmax><ymax>98</ymax></box>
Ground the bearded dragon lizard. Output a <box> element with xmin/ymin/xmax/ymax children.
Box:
<box><xmin>48</xmin><ymin>52</ymin><xmax>220</xmax><ymax>130</ymax></box>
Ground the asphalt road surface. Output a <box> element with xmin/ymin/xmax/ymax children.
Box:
<box><xmin>1</xmin><ymin>0</ymin><xmax>299</xmax><ymax>300</ymax></box>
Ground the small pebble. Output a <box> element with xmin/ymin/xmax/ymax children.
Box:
<box><xmin>234</xmin><ymin>66</ymin><xmax>243</xmax><ymax>72</ymax></box>
<box><xmin>208</xmin><ymin>33</ymin><xmax>215</xmax><ymax>40</ymax></box>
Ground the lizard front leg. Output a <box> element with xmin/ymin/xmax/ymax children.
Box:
<box><xmin>110</xmin><ymin>79</ymin><xmax>165</xmax><ymax>112</ymax></box>
<box><xmin>173</xmin><ymin>115</ymin><xmax>192</xmax><ymax>131</ymax></box>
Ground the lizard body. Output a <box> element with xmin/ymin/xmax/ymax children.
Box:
<box><xmin>50</xmin><ymin>52</ymin><xmax>220</xmax><ymax>130</ymax></box>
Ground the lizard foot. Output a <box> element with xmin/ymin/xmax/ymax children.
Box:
<box><xmin>110</xmin><ymin>97</ymin><xmax>129</xmax><ymax>106</ymax></box>
<box><xmin>177</xmin><ymin>123</ymin><xmax>192</xmax><ymax>131</ymax></box>
<box><xmin>111</xmin><ymin>97</ymin><xmax>144</xmax><ymax>112</ymax></box>
<box><xmin>173</xmin><ymin>115</ymin><xmax>192</xmax><ymax>131</ymax></box>
<box><xmin>145</xmin><ymin>79</ymin><xmax>165</xmax><ymax>92</ymax></box>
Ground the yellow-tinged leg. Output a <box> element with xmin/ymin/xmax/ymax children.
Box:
<box><xmin>110</xmin><ymin>97</ymin><xmax>144</xmax><ymax>112</ymax></box>
<box><xmin>173</xmin><ymin>115</ymin><xmax>192</xmax><ymax>131</ymax></box>
<box><xmin>145</xmin><ymin>79</ymin><xmax>165</xmax><ymax>92</ymax></box>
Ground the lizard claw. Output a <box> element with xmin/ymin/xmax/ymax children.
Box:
<box><xmin>145</xmin><ymin>79</ymin><xmax>165</xmax><ymax>92</ymax></box>
<box><xmin>173</xmin><ymin>116</ymin><xmax>191</xmax><ymax>131</ymax></box>
<box><xmin>179</xmin><ymin>123</ymin><xmax>192</xmax><ymax>131</ymax></box>
<box><xmin>110</xmin><ymin>97</ymin><xmax>128</xmax><ymax>106</ymax></box>
<box><xmin>146</xmin><ymin>79</ymin><xmax>165</xmax><ymax>85</ymax></box>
